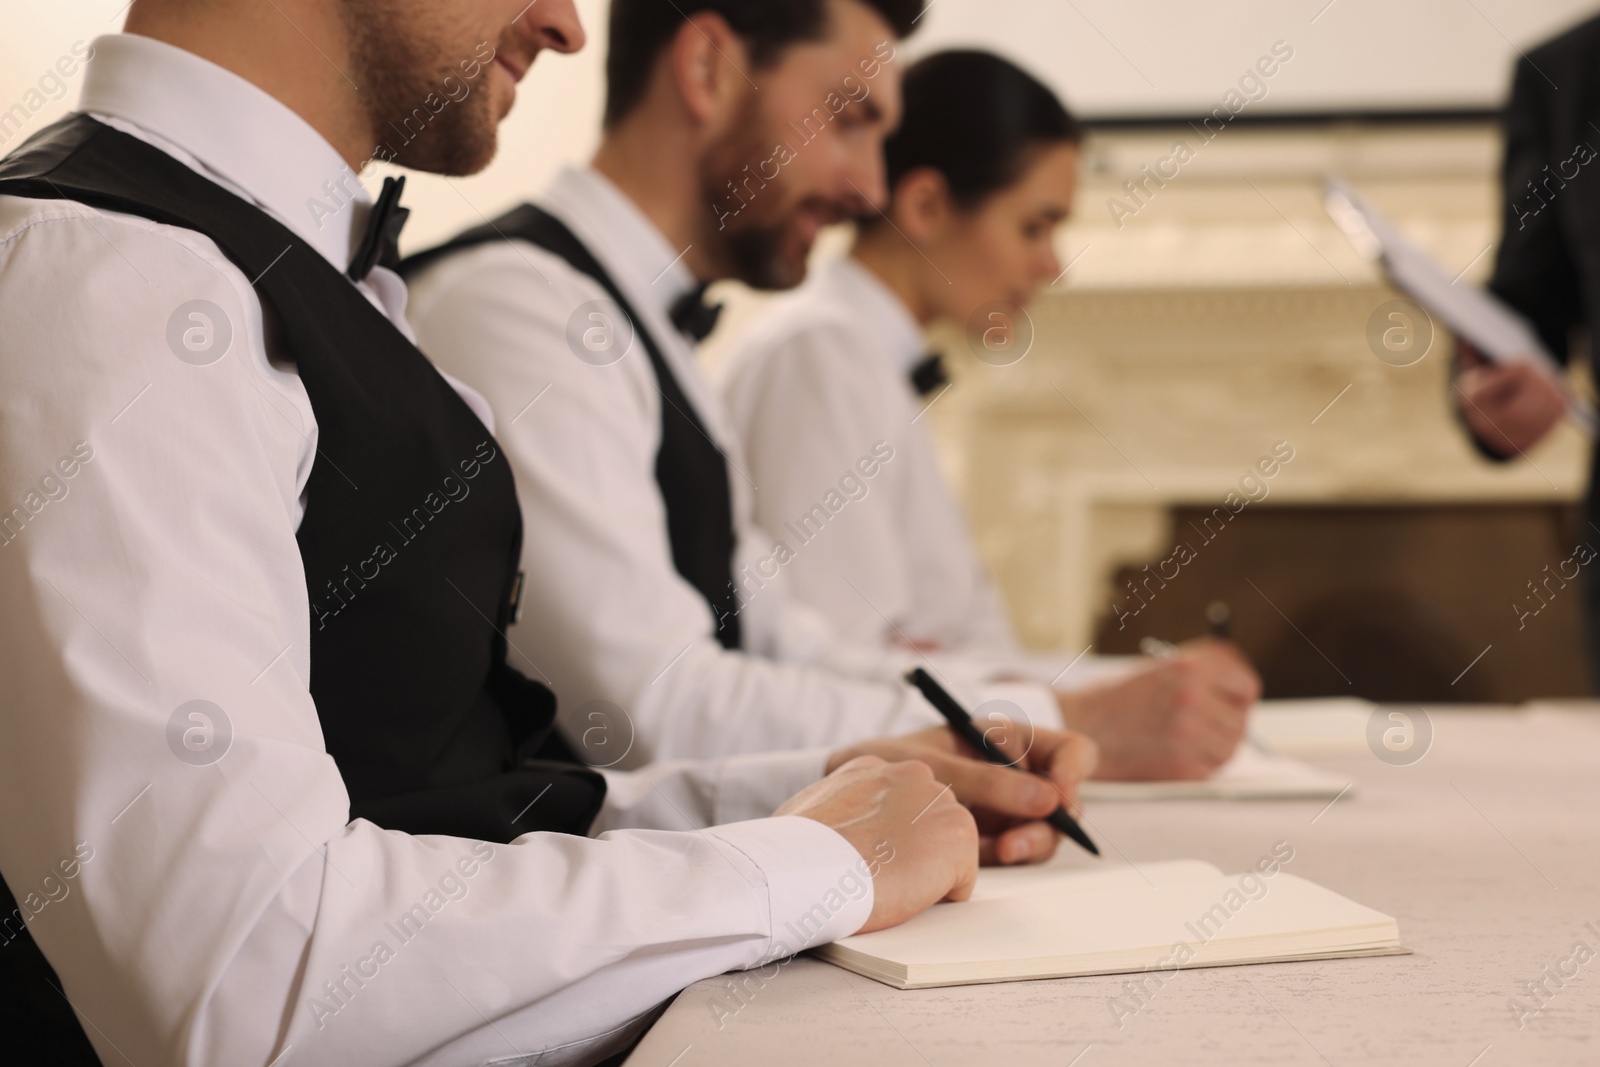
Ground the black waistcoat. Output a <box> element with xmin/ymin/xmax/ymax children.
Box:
<box><xmin>0</xmin><ymin>116</ymin><xmax>605</xmax><ymax>1059</ymax></box>
<box><xmin>403</xmin><ymin>205</ymin><xmax>744</xmax><ymax>650</ymax></box>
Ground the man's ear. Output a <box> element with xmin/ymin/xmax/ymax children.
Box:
<box><xmin>892</xmin><ymin>167</ymin><xmax>955</xmax><ymax>243</ymax></box>
<box><xmin>670</xmin><ymin>12</ymin><xmax>752</xmax><ymax>127</ymax></box>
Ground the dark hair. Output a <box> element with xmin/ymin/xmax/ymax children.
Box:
<box><xmin>885</xmin><ymin>50</ymin><xmax>1082</xmax><ymax>211</ymax></box>
<box><xmin>604</xmin><ymin>0</ymin><xmax>926</xmax><ymax>127</ymax></box>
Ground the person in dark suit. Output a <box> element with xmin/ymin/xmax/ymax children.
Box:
<box><xmin>1454</xmin><ymin>11</ymin><xmax>1600</xmax><ymax>675</ymax></box>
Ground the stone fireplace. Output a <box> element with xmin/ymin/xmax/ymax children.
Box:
<box><xmin>918</xmin><ymin>120</ymin><xmax>1593</xmax><ymax>701</ymax></box>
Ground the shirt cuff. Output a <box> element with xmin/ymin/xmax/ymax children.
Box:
<box><xmin>713</xmin><ymin>747</ymin><xmax>834</xmax><ymax>824</ymax></box>
<box><xmin>706</xmin><ymin>815</ymin><xmax>875</xmax><ymax>963</ymax></box>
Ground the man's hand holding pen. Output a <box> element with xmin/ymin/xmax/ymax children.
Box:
<box><xmin>823</xmin><ymin>722</ymin><xmax>1099</xmax><ymax>867</ymax></box>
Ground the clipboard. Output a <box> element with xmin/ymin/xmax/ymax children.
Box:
<box><xmin>1322</xmin><ymin>175</ymin><xmax>1595</xmax><ymax>431</ymax></box>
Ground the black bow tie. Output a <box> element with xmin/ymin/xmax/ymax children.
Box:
<box><xmin>348</xmin><ymin>175</ymin><xmax>411</xmax><ymax>282</ymax></box>
<box><xmin>670</xmin><ymin>282</ymin><xmax>724</xmax><ymax>344</ymax></box>
<box><xmin>909</xmin><ymin>351</ymin><xmax>949</xmax><ymax>397</ymax></box>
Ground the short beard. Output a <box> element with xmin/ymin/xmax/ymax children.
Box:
<box><xmin>340</xmin><ymin>0</ymin><xmax>498</xmax><ymax>176</ymax></box>
<box><xmin>700</xmin><ymin>94</ymin><xmax>810</xmax><ymax>292</ymax></box>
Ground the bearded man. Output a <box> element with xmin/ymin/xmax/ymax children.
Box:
<box><xmin>404</xmin><ymin>0</ymin><xmax>1256</xmax><ymax>784</ymax></box>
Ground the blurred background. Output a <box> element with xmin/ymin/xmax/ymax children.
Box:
<box><xmin>10</xmin><ymin>0</ymin><xmax>1599</xmax><ymax>702</ymax></box>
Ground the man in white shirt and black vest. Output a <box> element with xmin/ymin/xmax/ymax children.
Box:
<box><xmin>405</xmin><ymin>0</ymin><xmax>1260</xmax><ymax>785</ymax></box>
<box><xmin>0</xmin><ymin>1</ymin><xmax>1099</xmax><ymax>1063</ymax></box>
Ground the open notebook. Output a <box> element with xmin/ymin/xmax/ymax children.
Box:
<box><xmin>1323</xmin><ymin>176</ymin><xmax>1594</xmax><ymax>430</ymax></box>
<box><xmin>1076</xmin><ymin>699</ymin><xmax>1376</xmax><ymax>801</ymax></box>
<box><xmin>816</xmin><ymin>860</ymin><xmax>1405</xmax><ymax>990</ymax></box>
<box><xmin>1080</xmin><ymin>743</ymin><xmax>1351</xmax><ymax>801</ymax></box>
<box><xmin>1250</xmin><ymin>697</ymin><xmax>1377</xmax><ymax>757</ymax></box>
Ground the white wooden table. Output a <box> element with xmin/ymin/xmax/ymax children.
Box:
<box><xmin>626</xmin><ymin>707</ymin><xmax>1600</xmax><ymax>1066</ymax></box>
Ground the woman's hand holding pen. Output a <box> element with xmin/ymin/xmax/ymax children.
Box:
<box><xmin>1056</xmin><ymin>638</ymin><xmax>1260</xmax><ymax>781</ymax></box>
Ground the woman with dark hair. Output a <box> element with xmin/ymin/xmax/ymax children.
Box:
<box><xmin>723</xmin><ymin>50</ymin><xmax>1084</xmax><ymax>654</ymax></box>
<box><xmin>721</xmin><ymin>50</ymin><xmax>1260</xmax><ymax>780</ymax></box>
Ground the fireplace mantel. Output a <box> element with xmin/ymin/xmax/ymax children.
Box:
<box><xmin>707</xmin><ymin>121</ymin><xmax>1592</xmax><ymax>689</ymax></box>
<box><xmin>922</xmin><ymin>121</ymin><xmax>1590</xmax><ymax>656</ymax></box>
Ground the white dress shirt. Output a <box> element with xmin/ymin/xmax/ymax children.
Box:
<box><xmin>0</xmin><ymin>34</ymin><xmax>870</xmax><ymax>1067</ymax></box>
<box><xmin>409</xmin><ymin>167</ymin><xmax>1059</xmax><ymax>767</ymax></box>
<box><xmin>722</xmin><ymin>256</ymin><xmax>1020</xmax><ymax>651</ymax></box>
<box><xmin>720</xmin><ymin>257</ymin><xmax>1141</xmax><ymax>690</ymax></box>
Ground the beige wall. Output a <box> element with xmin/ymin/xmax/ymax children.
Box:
<box><xmin>0</xmin><ymin>0</ymin><xmax>616</xmax><ymax>251</ymax></box>
<box><xmin>8</xmin><ymin>0</ymin><xmax>1599</xmax><ymax>251</ymax></box>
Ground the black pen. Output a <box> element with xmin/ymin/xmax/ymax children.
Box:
<box><xmin>905</xmin><ymin>668</ymin><xmax>1100</xmax><ymax>857</ymax></box>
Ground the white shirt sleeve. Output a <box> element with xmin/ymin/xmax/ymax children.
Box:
<box><xmin>0</xmin><ymin>199</ymin><xmax>871</xmax><ymax>1067</ymax></box>
<box><xmin>594</xmin><ymin>748</ymin><xmax>834</xmax><ymax>832</ymax></box>
<box><xmin>407</xmin><ymin>244</ymin><xmax>943</xmax><ymax>767</ymax></box>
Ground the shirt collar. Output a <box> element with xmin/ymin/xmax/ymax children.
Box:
<box><xmin>78</xmin><ymin>33</ymin><xmax>373</xmax><ymax>273</ymax></box>
<box><xmin>537</xmin><ymin>165</ymin><xmax>699</xmax><ymax>319</ymax></box>
<box><xmin>825</xmin><ymin>255</ymin><xmax>927</xmax><ymax>373</ymax></box>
